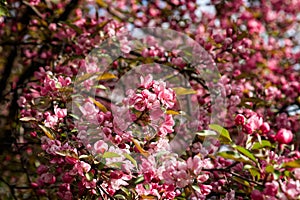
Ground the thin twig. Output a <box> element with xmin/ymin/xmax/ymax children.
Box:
<box><xmin>97</xmin><ymin>183</ymin><xmax>116</xmax><ymax>200</ymax></box>
<box><xmin>22</xmin><ymin>1</ymin><xmax>43</xmax><ymax>18</ymax></box>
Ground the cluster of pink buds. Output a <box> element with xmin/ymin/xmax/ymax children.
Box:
<box><xmin>235</xmin><ymin>113</ymin><xmax>270</xmax><ymax>135</ymax></box>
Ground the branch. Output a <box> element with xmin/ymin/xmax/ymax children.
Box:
<box><xmin>53</xmin><ymin>0</ymin><xmax>79</xmax><ymax>23</ymax></box>
<box><xmin>0</xmin><ymin>177</ymin><xmax>17</xmax><ymax>200</ymax></box>
<box><xmin>0</xmin><ymin>46</ymin><xmax>16</xmax><ymax>101</ymax></box>
<box><xmin>202</xmin><ymin>162</ymin><xmax>263</xmax><ymax>187</ymax></box>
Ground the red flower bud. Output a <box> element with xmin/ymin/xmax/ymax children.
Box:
<box><xmin>260</xmin><ymin>122</ymin><xmax>270</xmax><ymax>135</ymax></box>
<box><xmin>275</xmin><ymin>128</ymin><xmax>293</xmax><ymax>144</ymax></box>
<box><xmin>235</xmin><ymin>114</ymin><xmax>246</xmax><ymax>125</ymax></box>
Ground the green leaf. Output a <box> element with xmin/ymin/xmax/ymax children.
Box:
<box><xmin>123</xmin><ymin>153</ymin><xmax>137</xmax><ymax>168</ymax></box>
<box><xmin>244</xmin><ymin>165</ymin><xmax>261</xmax><ymax>180</ymax></box>
<box><xmin>140</xmin><ymin>195</ymin><xmax>157</xmax><ymax>199</ymax></box>
<box><xmin>96</xmin><ymin>0</ymin><xmax>108</xmax><ymax>8</ymax></box>
<box><xmin>273</xmin><ymin>170</ymin><xmax>281</xmax><ymax>180</ymax></box>
<box><xmin>265</xmin><ymin>165</ymin><xmax>274</xmax><ymax>173</ymax></box>
<box><xmin>218</xmin><ymin>151</ymin><xmax>251</xmax><ymax>164</ymax></box>
<box><xmin>69</xmin><ymin>114</ymin><xmax>79</xmax><ymax>120</ymax></box>
<box><xmin>191</xmin><ymin>185</ymin><xmax>201</xmax><ymax>193</ymax></box>
<box><xmin>55</xmin><ymin>150</ymin><xmax>78</xmax><ymax>159</ymax></box>
<box><xmin>232</xmin><ymin>176</ymin><xmax>250</xmax><ymax>187</ymax></box>
<box><xmin>282</xmin><ymin>159</ymin><xmax>300</xmax><ymax>168</ymax></box>
<box><xmin>114</xmin><ymin>194</ymin><xmax>126</xmax><ymax>200</ymax></box>
<box><xmin>92</xmin><ymin>84</ymin><xmax>107</xmax><ymax>90</ymax></box>
<box><xmin>107</xmin><ymin>162</ymin><xmax>123</xmax><ymax>168</ymax></box>
<box><xmin>165</xmin><ymin>110</ymin><xmax>180</xmax><ymax>115</ymax></box>
<box><xmin>120</xmin><ymin>186</ymin><xmax>130</xmax><ymax>197</ymax></box>
<box><xmin>284</xmin><ymin>170</ymin><xmax>292</xmax><ymax>178</ymax></box>
<box><xmin>209</xmin><ymin>124</ymin><xmax>232</xmax><ymax>143</ymax></box>
<box><xmin>134</xmin><ymin>176</ymin><xmax>144</xmax><ymax>184</ymax></box>
<box><xmin>218</xmin><ymin>151</ymin><xmax>240</xmax><ymax>160</ymax></box>
<box><xmin>144</xmin><ymin>184</ymin><xmax>150</xmax><ymax>190</ymax></box>
<box><xmin>243</xmin><ymin>164</ymin><xmax>253</xmax><ymax>170</ymax></box>
<box><xmin>103</xmin><ymin>152</ymin><xmax>121</xmax><ymax>158</ymax></box>
<box><xmin>79</xmin><ymin>154</ymin><xmax>90</xmax><ymax>159</ymax></box>
<box><xmin>85</xmin><ymin>172</ymin><xmax>93</xmax><ymax>181</ymax></box>
<box><xmin>20</xmin><ymin>117</ymin><xmax>37</xmax><ymax>122</ymax></box>
<box><xmin>38</xmin><ymin>124</ymin><xmax>56</xmax><ymax>140</ymax></box>
<box><xmin>196</xmin><ymin>130</ymin><xmax>218</xmax><ymax>137</ymax></box>
<box><xmin>172</xmin><ymin>87</ymin><xmax>196</xmax><ymax>96</ymax></box>
<box><xmin>233</xmin><ymin>145</ymin><xmax>257</xmax><ymax>163</ymax></box>
<box><xmin>89</xmin><ymin>97</ymin><xmax>108</xmax><ymax>112</ymax></box>
<box><xmin>96</xmin><ymin>72</ymin><xmax>117</xmax><ymax>81</ymax></box>
<box><xmin>249</xmin><ymin>168</ymin><xmax>260</xmax><ymax>180</ymax></box>
<box><xmin>0</xmin><ymin>2</ymin><xmax>9</xmax><ymax>17</ymax></box>
<box><xmin>75</xmin><ymin>72</ymin><xmax>101</xmax><ymax>84</ymax></box>
<box><xmin>251</xmin><ymin>140</ymin><xmax>272</xmax><ymax>150</ymax></box>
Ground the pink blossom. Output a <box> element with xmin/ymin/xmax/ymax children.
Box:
<box><xmin>62</xmin><ymin>173</ymin><xmax>73</xmax><ymax>183</ymax></box>
<box><xmin>44</xmin><ymin>76</ymin><xmax>59</xmax><ymax>91</ymax></box>
<box><xmin>82</xmin><ymin>177</ymin><xmax>96</xmax><ymax>189</ymax></box>
<box><xmin>135</xmin><ymin>183</ymin><xmax>160</xmax><ymax>198</ymax></box>
<box><xmin>54</xmin><ymin>105</ymin><xmax>67</xmax><ymax>119</ymax></box>
<box><xmin>224</xmin><ymin>190</ymin><xmax>235</xmax><ymax>200</ymax></box>
<box><xmin>48</xmin><ymin>23</ymin><xmax>57</xmax><ymax>31</ymax></box>
<box><xmin>110</xmin><ymin>171</ymin><xmax>130</xmax><ymax>190</ymax></box>
<box><xmin>158</xmin><ymin>114</ymin><xmax>175</xmax><ymax>136</ymax></box>
<box><xmin>263</xmin><ymin>181</ymin><xmax>278</xmax><ymax>196</ymax></box>
<box><xmin>94</xmin><ymin>140</ymin><xmax>108</xmax><ymax>154</ymax></box>
<box><xmin>171</xmin><ymin>57</ymin><xmax>186</xmax><ymax>69</ymax></box>
<box><xmin>247</xmin><ymin>19</ymin><xmax>264</xmax><ymax>34</ymax></box>
<box><xmin>247</xmin><ymin>114</ymin><xmax>263</xmax><ymax>130</ymax></box>
<box><xmin>79</xmin><ymin>101</ymin><xmax>99</xmax><ymax>116</ymax></box>
<box><xmin>29</xmin><ymin>0</ymin><xmax>40</xmax><ymax>6</ymax></box>
<box><xmin>187</xmin><ymin>155</ymin><xmax>202</xmax><ymax>175</ymax></box>
<box><xmin>294</xmin><ymin>168</ymin><xmax>300</xmax><ymax>180</ymax></box>
<box><xmin>200</xmin><ymin>184</ymin><xmax>212</xmax><ymax>195</ymax></box>
<box><xmin>37</xmin><ymin>165</ymin><xmax>48</xmax><ymax>175</ymax></box>
<box><xmin>17</xmin><ymin>96</ymin><xmax>27</xmax><ymax>107</ymax></box>
<box><xmin>44</xmin><ymin>114</ymin><xmax>58</xmax><ymax>128</ymax></box>
<box><xmin>58</xmin><ymin>76</ymin><xmax>71</xmax><ymax>87</ymax></box>
<box><xmin>141</xmin><ymin>89</ymin><xmax>157</xmax><ymax>108</ymax></box>
<box><xmin>160</xmin><ymin>160</ymin><xmax>193</xmax><ymax>188</ymax></box>
<box><xmin>80</xmin><ymin>161</ymin><xmax>91</xmax><ymax>173</ymax></box>
<box><xmin>242</xmin><ymin>123</ymin><xmax>254</xmax><ymax>134</ymax></box>
<box><xmin>130</xmin><ymin>93</ymin><xmax>147</xmax><ymax>111</ymax></box>
<box><xmin>154</xmin><ymin>82</ymin><xmax>176</xmax><ymax>109</ymax></box>
<box><xmin>57</xmin><ymin>190</ymin><xmax>73</xmax><ymax>200</ymax></box>
<box><xmin>140</xmin><ymin>74</ymin><xmax>153</xmax><ymax>89</ymax></box>
<box><xmin>250</xmin><ymin>190</ymin><xmax>264</xmax><ymax>200</ymax></box>
<box><xmin>281</xmin><ymin>180</ymin><xmax>300</xmax><ymax>199</ymax></box>
<box><xmin>40</xmin><ymin>173</ymin><xmax>56</xmax><ymax>184</ymax></box>
<box><xmin>243</xmin><ymin>114</ymin><xmax>263</xmax><ymax>134</ymax></box>
<box><xmin>149</xmin><ymin>100</ymin><xmax>164</xmax><ymax>120</ymax></box>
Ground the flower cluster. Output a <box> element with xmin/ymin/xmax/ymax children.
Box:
<box><xmin>123</xmin><ymin>74</ymin><xmax>176</xmax><ymax>137</ymax></box>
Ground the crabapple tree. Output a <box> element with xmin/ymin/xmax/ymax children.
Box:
<box><xmin>0</xmin><ymin>0</ymin><xmax>300</xmax><ymax>199</ymax></box>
